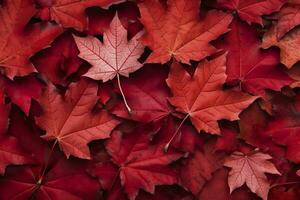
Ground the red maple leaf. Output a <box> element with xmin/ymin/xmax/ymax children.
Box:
<box><xmin>0</xmin><ymin>107</ymin><xmax>100</xmax><ymax>199</ymax></box>
<box><xmin>166</xmin><ymin>54</ymin><xmax>257</xmax><ymax>135</ymax></box>
<box><xmin>93</xmin><ymin>126</ymin><xmax>183</xmax><ymax>200</ymax></box>
<box><xmin>74</xmin><ymin>13</ymin><xmax>145</xmax><ymax>112</ymax></box>
<box><xmin>214</xmin><ymin>19</ymin><xmax>292</xmax><ymax>97</ymax></box>
<box><xmin>224</xmin><ymin>151</ymin><xmax>281</xmax><ymax>200</ymax></box>
<box><xmin>35</xmin><ymin>79</ymin><xmax>119</xmax><ymax>159</ymax></box>
<box><xmin>138</xmin><ymin>0</ymin><xmax>232</xmax><ymax>64</ymax></box>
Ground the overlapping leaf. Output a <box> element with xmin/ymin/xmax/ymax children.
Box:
<box><xmin>215</xmin><ymin>19</ymin><xmax>292</xmax><ymax>97</ymax></box>
<box><xmin>167</xmin><ymin>54</ymin><xmax>257</xmax><ymax>134</ymax></box>
<box><xmin>224</xmin><ymin>151</ymin><xmax>281</xmax><ymax>200</ymax></box>
<box><xmin>138</xmin><ymin>0</ymin><xmax>233</xmax><ymax>64</ymax></box>
<box><xmin>35</xmin><ymin>79</ymin><xmax>119</xmax><ymax>159</ymax></box>
<box><xmin>0</xmin><ymin>0</ymin><xmax>62</xmax><ymax>78</ymax></box>
<box><xmin>74</xmin><ymin>13</ymin><xmax>144</xmax><ymax>82</ymax></box>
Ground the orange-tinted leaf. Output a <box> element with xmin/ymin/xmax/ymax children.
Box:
<box><xmin>224</xmin><ymin>151</ymin><xmax>281</xmax><ymax>200</ymax></box>
<box><xmin>35</xmin><ymin>79</ymin><xmax>119</xmax><ymax>159</ymax></box>
<box><xmin>262</xmin><ymin>26</ymin><xmax>300</xmax><ymax>68</ymax></box>
<box><xmin>167</xmin><ymin>54</ymin><xmax>257</xmax><ymax>134</ymax></box>
<box><xmin>276</xmin><ymin>0</ymin><xmax>300</xmax><ymax>39</ymax></box>
<box><xmin>74</xmin><ymin>13</ymin><xmax>144</xmax><ymax>82</ymax></box>
<box><xmin>138</xmin><ymin>0</ymin><xmax>232</xmax><ymax>64</ymax></box>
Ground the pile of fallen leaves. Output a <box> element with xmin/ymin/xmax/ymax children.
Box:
<box><xmin>0</xmin><ymin>0</ymin><xmax>300</xmax><ymax>199</ymax></box>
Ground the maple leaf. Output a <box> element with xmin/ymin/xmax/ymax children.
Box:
<box><xmin>74</xmin><ymin>13</ymin><xmax>144</xmax><ymax>112</ymax></box>
<box><xmin>0</xmin><ymin>0</ymin><xmax>63</xmax><ymax>78</ymax></box>
<box><xmin>0</xmin><ymin>157</ymin><xmax>100</xmax><ymax>200</ymax></box>
<box><xmin>215</xmin><ymin>19</ymin><xmax>292</xmax><ymax>97</ymax></box>
<box><xmin>166</xmin><ymin>54</ymin><xmax>257</xmax><ymax>135</ymax></box>
<box><xmin>36</xmin><ymin>0</ymin><xmax>124</xmax><ymax>31</ymax></box>
<box><xmin>224</xmin><ymin>151</ymin><xmax>281</xmax><ymax>200</ymax></box>
<box><xmin>216</xmin><ymin>0</ymin><xmax>284</xmax><ymax>25</ymax></box>
<box><xmin>73</xmin><ymin>13</ymin><xmax>144</xmax><ymax>81</ymax></box>
<box><xmin>276</xmin><ymin>0</ymin><xmax>300</xmax><ymax>39</ymax></box>
<box><xmin>104</xmin><ymin>128</ymin><xmax>182</xmax><ymax>200</ymax></box>
<box><xmin>2</xmin><ymin>106</ymin><xmax>100</xmax><ymax>199</ymax></box>
<box><xmin>262</xmin><ymin>25</ymin><xmax>300</xmax><ymax>68</ymax></box>
<box><xmin>35</xmin><ymin>79</ymin><xmax>119</xmax><ymax>159</ymax></box>
<box><xmin>138</xmin><ymin>0</ymin><xmax>233</xmax><ymax>64</ymax></box>
<box><xmin>112</xmin><ymin>64</ymin><xmax>172</xmax><ymax>122</ymax></box>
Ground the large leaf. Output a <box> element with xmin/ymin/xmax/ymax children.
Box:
<box><xmin>138</xmin><ymin>0</ymin><xmax>232</xmax><ymax>64</ymax></box>
<box><xmin>167</xmin><ymin>54</ymin><xmax>257</xmax><ymax>134</ymax></box>
<box><xmin>35</xmin><ymin>79</ymin><xmax>119</xmax><ymax>159</ymax></box>
<box><xmin>105</xmin><ymin>128</ymin><xmax>182</xmax><ymax>200</ymax></box>
<box><xmin>73</xmin><ymin>13</ymin><xmax>144</xmax><ymax>82</ymax></box>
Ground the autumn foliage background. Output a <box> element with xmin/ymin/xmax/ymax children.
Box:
<box><xmin>0</xmin><ymin>0</ymin><xmax>300</xmax><ymax>199</ymax></box>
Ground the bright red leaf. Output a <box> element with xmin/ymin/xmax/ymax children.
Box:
<box><xmin>35</xmin><ymin>79</ymin><xmax>119</xmax><ymax>159</ymax></box>
<box><xmin>138</xmin><ymin>0</ymin><xmax>233</xmax><ymax>64</ymax></box>
<box><xmin>104</xmin><ymin>128</ymin><xmax>182</xmax><ymax>200</ymax></box>
<box><xmin>167</xmin><ymin>54</ymin><xmax>257</xmax><ymax>134</ymax></box>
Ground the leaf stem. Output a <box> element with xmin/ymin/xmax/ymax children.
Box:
<box><xmin>117</xmin><ymin>73</ymin><xmax>131</xmax><ymax>114</ymax></box>
<box><xmin>164</xmin><ymin>114</ymin><xmax>189</xmax><ymax>152</ymax></box>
